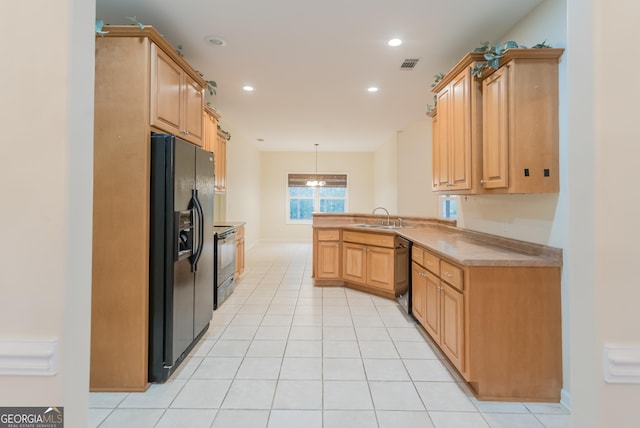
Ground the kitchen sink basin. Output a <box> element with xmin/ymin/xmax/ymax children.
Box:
<box><xmin>352</xmin><ymin>223</ymin><xmax>413</xmax><ymax>230</ymax></box>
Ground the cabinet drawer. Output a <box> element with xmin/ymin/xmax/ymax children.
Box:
<box><xmin>423</xmin><ymin>251</ymin><xmax>441</xmax><ymax>276</ymax></box>
<box><xmin>411</xmin><ymin>246</ymin><xmax>424</xmax><ymax>265</ymax></box>
<box><xmin>317</xmin><ymin>229</ymin><xmax>340</xmax><ymax>241</ymax></box>
<box><xmin>440</xmin><ymin>260</ymin><xmax>463</xmax><ymax>291</ymax></box>
<box><xmin>343</xmin><ymin>231</ymin><xmax>394</xmax><ymax>248</ymax></box>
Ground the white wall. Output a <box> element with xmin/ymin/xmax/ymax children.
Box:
<box><xmin>0</xmin><ymin>1</ymin><xmax>94</xmax><ymax>426</ymax></box>
<box><xmin>223</xmin><ymin>127</ymin><xmax>262</xmax><ymax>249</ymax></box>
<box><xmin>260</xmin><ymin>151</ymin><xmax>374</xmax><ymax>242</ymax></box>
<box><xmin>373</xmin><ymin>134</ymin><xmax>398</xmax><ymax>213</ymax></box>
<box><xmin>565</xmin><ymin>0</ymin><xmax>598</xmax><ymax>425</ymax></box>
<box><xmin>397</xmin><ymin>118</ymin><xmax>440</xmax><ymax>217</ymax></box>
<box><xmin>591</xmin><ymin>0</ymin><xmax>640</xmax><ymax>426</ymax></box>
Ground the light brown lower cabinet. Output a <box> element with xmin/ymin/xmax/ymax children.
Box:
<box><xmin>411</xmin><ymin>244</ymin><xmax>561</xmax><ymax>402</ymax></box>
<box><xmin>412</xmin><ymin>256</ymin><xmax>464</xmax><ymax>372</ymax></box>
<box><xmin>313</xmin><ymin>229</ymin><xmax>341</xmax><ymax>282</ymax></box>
<box><xmin>313</xmin><ymin>229</ymin><xmax>396</xmax><ymax>298</ymax></box>
<box><xmin>234</xmin><ymin>225</ymin><xmax>245</xmax><ymax>279</ymax></box>
<box><xmin>342</xmin><ymin>231</ymin><xmax>395</xmax><ymax>297</ymax></box>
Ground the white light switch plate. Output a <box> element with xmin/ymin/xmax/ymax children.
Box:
<box><xmin>604</xmin><ymin>344</ymin><xmax>640</xmax><ymax>383</ymax></box>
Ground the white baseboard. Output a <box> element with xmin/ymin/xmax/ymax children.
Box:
<box><xmin>257</xmin><ymin>238</ymin><xmax>313</xmax><ymax>244</ymax></box>
<box><xmin>0</xmin><ymin>338</ymin><xmax>58</xmax><ymax>376</ymax></box>
<box><xmin>560</xmin><ymin>388</ymin><xmax>571</xmax><ymax>412</ymax></box>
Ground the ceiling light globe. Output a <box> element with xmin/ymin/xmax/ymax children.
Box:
<box><xmin>367</xmin><ymin>87</ymin><xmax>379</xmax><ymax>93</ymax></box>
<box><xmin>388</xmin><ymin>38</ymin><xmax>402</xmax><ymax>47</ymax></box>
<box><xmin>243</xmin><ymin>85</ymin><xmax>254</xmax><ymax>92</ymax></box>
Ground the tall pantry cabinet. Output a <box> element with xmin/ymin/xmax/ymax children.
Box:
<box><xmin>92</xmin><ymin>26</ymin><xmax>207</xmax><ymax>391</ymax></box>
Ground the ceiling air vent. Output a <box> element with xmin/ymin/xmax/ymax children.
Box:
<box><xmin>400</xmin><ymin>58</ymin><xmax>419</xmax><ymax>70</ymax></box>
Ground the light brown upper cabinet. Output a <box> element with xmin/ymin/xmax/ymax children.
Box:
<box><xmin>481</xmin><ymin>49</ymin><xmax>564</xmax><ymax>193</ymax></box>
<box><xmin>203</xmin><ymin>106</ymin><xmax>220</xmax><ymax>153</ymax></box>
<box><xmin>214</xmin><ymin>129</ymin><xmax>228</xmax><ymax>193</ymax></box>
<box><xmin>430</xmin><ymin>48</ymin><xmax>564</xmax><ymax>194</ymax></box>
<box><xmin>431</xmin><ymin>53</ymin><xmax>484</xmax><ymax>194</ymax></box>
<box><xmin>151</xmin><ymin>44</ymin><xmax>204</xmax><ymax>146</ymax></box>
<box><xmin>203</xmin><ymin>106</ymin><xmax>228</xmax><ymax>193</ymax></box>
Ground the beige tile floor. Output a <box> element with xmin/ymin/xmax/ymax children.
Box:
<box><xmin>89</xmin><ymin>242</ymin><xmax>571</xmax><ymax>428</ymax></box>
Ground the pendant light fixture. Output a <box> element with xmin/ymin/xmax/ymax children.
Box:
<box><xmin>306</xmin><ymin>144</ymin><xmax>326</xmax><ymax>187</ymax></box>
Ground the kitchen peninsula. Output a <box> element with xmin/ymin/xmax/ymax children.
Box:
<box><xmin>312</xmin><ymin>213</ymin><xmax>562</xmax><ymax>402</ymax></box>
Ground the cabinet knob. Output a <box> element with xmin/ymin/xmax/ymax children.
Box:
<box><xmin>480</xmin><ymin>179</ymin><xmax>486</xmax><ymax>184</ymax></box>
<box><xmin>444</xmin><ymin>272</ymin><xmax>453</xmax><ymax>277</ymax></box>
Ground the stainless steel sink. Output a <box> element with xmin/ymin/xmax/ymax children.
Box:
<box><xmin>352</xmin><ymin>223</ymin><xmax>413</xmax><ymax>230</ymax></box>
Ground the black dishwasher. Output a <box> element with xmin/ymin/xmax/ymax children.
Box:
<box><xmin>395</xmin><ymin>236</ymin><xmax>412</xmax><ymax>314</ymax></box>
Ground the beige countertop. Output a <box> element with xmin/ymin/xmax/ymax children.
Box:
<box><xmin>397</xmin><ymin>226</ymin><xmax>561</xmax><ymax>267</ymax></box>
<box><xmin>214</xmin><ymin>221</ymin><xmax>246</xmax><ymax>228</ymax></box>
<box><xmin>314</xmin><ymin>214</ymin><xmax>562</xmax><ymax>268</ymax></box>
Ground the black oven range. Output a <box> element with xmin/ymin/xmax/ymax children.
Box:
<box><xmin>213</xmin><ymin>226</ymin><xmax>236</xmax><ymax>309</ymax></box>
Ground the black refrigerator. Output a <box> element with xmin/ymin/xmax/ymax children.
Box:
<box><xmin>149</xmin><ymin>133</ymin><xmax>215</xmax><ymax>382</ymax></box>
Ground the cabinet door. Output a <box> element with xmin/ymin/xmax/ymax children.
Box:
<box><xmin>411</xmin><ymin>262</ymin><xmax>427</xmax><ymax>326</ymax></box>
<box><xmin>431</xmin><ymin>114</ymin><xmax>440</xmax><ymax>190</ymax></box>
<box><xmin>214</xmin><ymin>132</ymin><xmax>227</xmax><ymax>193</ymax></box>
<box><xmin>482</xmin><ymin>65</ymin><xmax>509</xmax><ymax>189</ymax></box>
<box><xmin>317</xmin><ymin>241</ymin><xmax>340</xmax><ymax>279</ymax></box>
<box><xmin>435</xmin><ymin>88</ymin><xmax>451</xmax><ymax>190</ymax></box>
<box><xmin>366</xmin><ymin>246</ymin><xmax>394</xmax><ymax>292</ymax></box>
<box><xmin>449</xmin><ymin>70</ymin><xmax>471</xmax><ymax>190</ymax></box>
<box><xmin>183</xmin><ymin>75</ymin><xmax>204</xmax><ymax>146</ymax></box>
<box><xmin>202</xmin><ymin>111</ymin><xmax>217</xmax><ymax>153</ymax></box>
<box><xmin>440</xmin><ymin>282</ymin><xmax>464</xmax><ymax>370</ymax></box>
<box><xmin>424</xmin><ymin>270</ymin><xmax>441</xmax><ymax>341</ymax></box>
<box><xmin>150</xmin><ymin>44</ymin><xmax>182</xmax><ymax>135</ymax></box>
<box><xmin>343</xmin><ymin>242</ymin><xmax>366</xmax><ymax>284</ymax></box>
<box><xmin>234</xmin><ymin>226</ymin><xmax>245</xmax><ymax>279</ymax></box>
<box><xmin>219</xmin><ymin>135</ymin><xmax>227</xmax><ymax>192</ymax></box>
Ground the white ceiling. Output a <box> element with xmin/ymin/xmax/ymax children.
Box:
<box><xmin>95</xmin><ymin>0</ymin><xmax>542</xmax><ymax>152</ymax></box>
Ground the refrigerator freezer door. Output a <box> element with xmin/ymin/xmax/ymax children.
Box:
<box><xmin>148</xmin><ymin>133</ymin><xmax>214</xmax><ymax>383</ymax></box>
<box><xmin>194</xmin><ymin>148</ymin><xmax>215</xmax><ymax>336</ymax></box>
<box><xmin>170</xmin><ymin>138</ymin><xmax>197</xmax><ymax>364</ymax></box>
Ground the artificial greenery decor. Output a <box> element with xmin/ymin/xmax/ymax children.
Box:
<box><xmin>217</xmin><ymin>125</ymin><xmax>231</xmax><ymax>140</ymax></box>
<box><xmin>94</xmin><ymin>17</ymin><xmax>219</xmax><ymax>97</ymax></box>
<box><xmin>206</xmin><ymin>80</ymin><xmax>217</xmax><ymax>96</ymax></box>
<box><xmin>425</xmin><ymin>39</ymin><xmax>551</xmax><ymax>113</ymax></box>
<box><xmin>426</xmin><ymin>72</ymin><xmax>445</xmax><ymax>114</ymax></box>
<box><xmin>471</xmin><ymin>40</ymin><xmax>551</xmax><ymax>77</ymax></box>
<box><xmin>95</xmin><ymin>16</ymin><xmax>144</xmax><ymax>35</ymax></box>
<box><xmin>125</xmin><ymin>16</ymin><xmax>145</xmax><ymax>29</ymax></box>
<box><xmin>95</xmin><ymin>20</ymin><xmax>109</xmax><ymax>35</ymax></box>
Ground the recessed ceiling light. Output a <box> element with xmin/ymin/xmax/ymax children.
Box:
<box><xmin>204</xmin><ymin>35</ymin><xmax>227</xmax><ymax>47</ymax></box>
<box><xmin>243</xmin><ymin>85</ymin><xmax>255</xmax><ymax>92</ymax></box>
<box><xmin>388</xmin><ymin>38</ymin><xmax>402</xmax><ymax>47</ymax></box>
<box><xmin>367</xmin><ymin>87</ymin><xmax>379</xmax><ymax>93</ymax></box>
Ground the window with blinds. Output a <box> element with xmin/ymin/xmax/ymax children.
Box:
<box><xmin>287</xmin><ymin>174</ymin><xmax>348</xmax><ymax>188</ymax></box>
<box><xmin>287</xmin><ymin>173</ymin><xmax>348</xmax><ymax>223</ymax></box>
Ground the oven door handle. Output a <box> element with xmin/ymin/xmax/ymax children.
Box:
<box><xmin>190</xmin><ymin>189</ymin><xmax>204</xmax><ymax>272</ymax></box>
